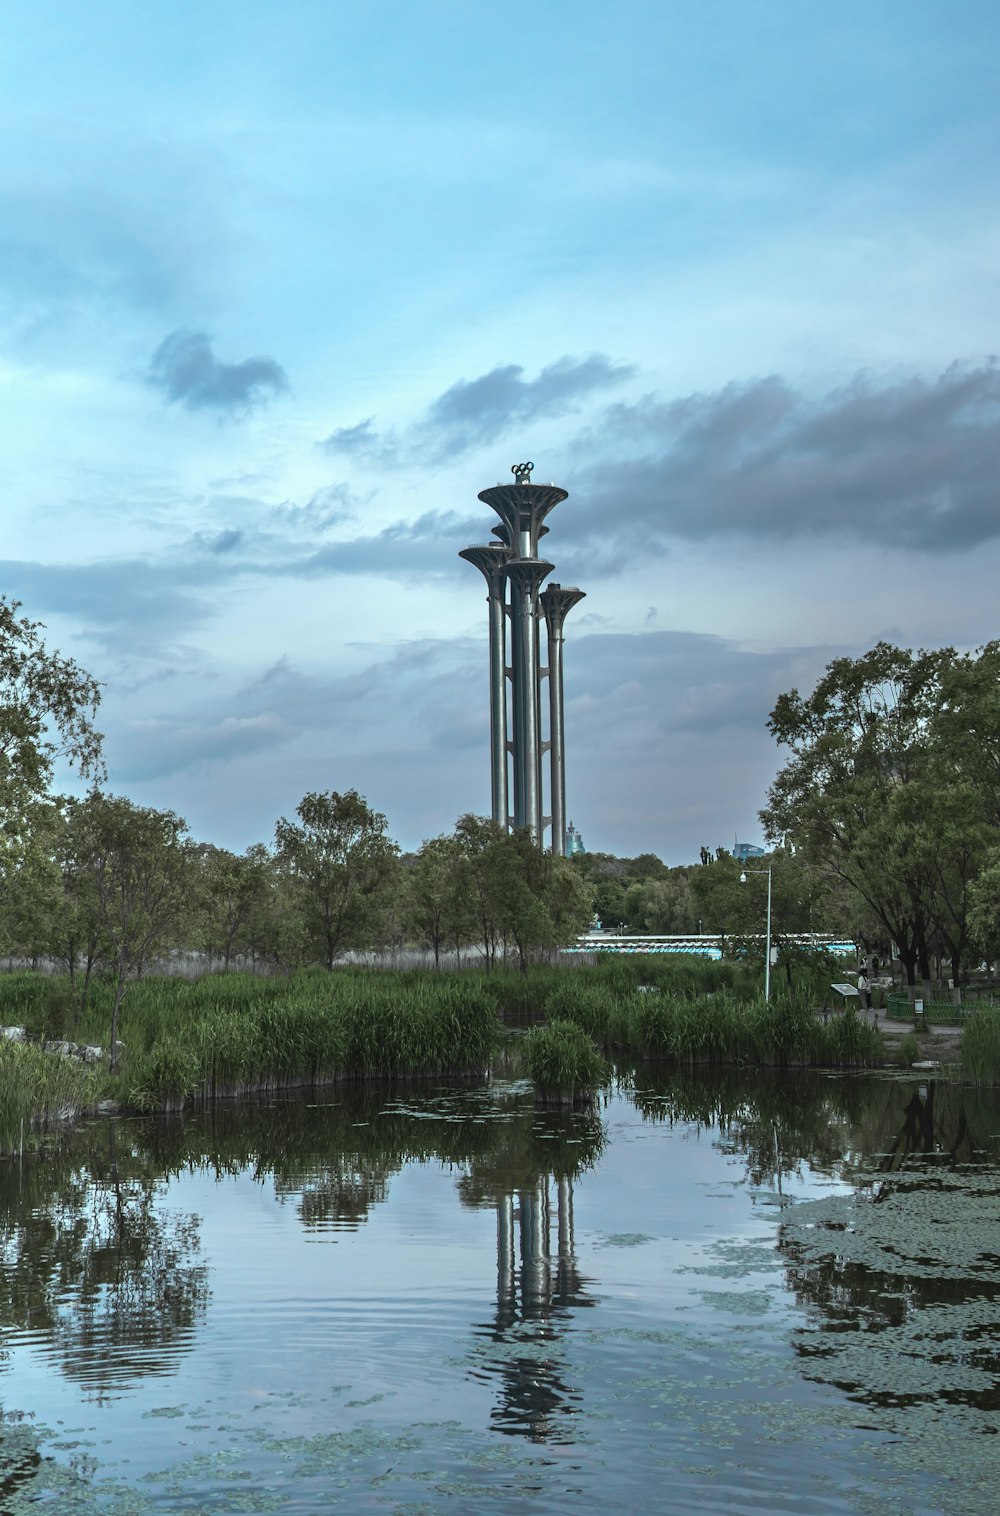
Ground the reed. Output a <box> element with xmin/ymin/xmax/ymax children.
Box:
<box><xmin>522</xmin><ymin>1019</ymin><xmax>607</xmax><ymax>1106</ymax></box>
<box><xmin>960</xmin><ymin>1005</ymin><xmax>1000</xmax><ymax>1085</ymax></box>
<box><xmin>0</xmin><ymin>1040</ymin><xmax>109</xmax><ymax>1155</ymax></box>
<box><xmin>0</xmin><ymin>958</ymin><xmax>884</xmax><ymax>1128</ymax></box>
<box><xmin>120</xmin><ymin>972</ymin><xmax>501</xmax><ymax>1108</ymax></box>
<box><xmin>536</xmin><ymin>983</ymin><xmax>882</xmax><ymax>1070</ymax></box>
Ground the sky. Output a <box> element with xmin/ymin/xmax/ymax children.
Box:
<box><xmin>2</xmin><ymin>0</ymin><xmax>999</xmax><ymax>862</ymax></box>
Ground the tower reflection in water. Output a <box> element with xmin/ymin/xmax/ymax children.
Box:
<box><xmin>473</xmin><ymin>1172</ymin><xmax>596</xmax><ymax>1443</ymax></box>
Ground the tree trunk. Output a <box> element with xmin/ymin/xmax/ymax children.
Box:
<box><xmin>109</xmin><ymin>966</ymin><xmax>127</xmax><ymax>1073</ymax></box>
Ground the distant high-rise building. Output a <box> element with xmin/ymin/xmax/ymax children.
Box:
<box><xmin>734</xmin><ymin>841</ymin><xmax>765</xmax><ymax>863</ymax></box>
<box><xmin>565</xmin><ymin>820</ymin><xmax>585</xmax><ymax>857</ymax></box>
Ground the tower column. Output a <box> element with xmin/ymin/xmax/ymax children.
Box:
<box><xmin>461</xmin><ymin>464</ymin><xmax>583</xmax><ymax>850</ymax></box>
<box><xmin>541</xmin><ymin>584</ymin><xmax>585</xmax><ymax>855</ymax></box>
<box><xmin>507</xmin><ymin>558</ymin><xmax>554</xmax><ymax>837</ymax></box>
<box><xmin>458</xmin><ymin>545</ymin><xmax>510</xmax><ymax>829</ymax></box>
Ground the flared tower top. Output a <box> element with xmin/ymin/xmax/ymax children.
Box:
<box><xmin>540</xmin><ymin>582</ymin><xmax>586</xmax><ymax>633</ymax></box>
<box><xmin>478</xmin><ymin>462</ymin><xmax>568</xmax><ymax>561</ymax></box>
<box><xmin>458</xmin><ymin>542</ymin><xmax>510</xmax><ymax>589</ymax></box>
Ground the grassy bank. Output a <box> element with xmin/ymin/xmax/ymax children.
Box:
<box><xmin>0</xmin><ymin>955</ymin><xmax>881</xmax><ymax>1147</ymax></box>
<box><xmin>535</xmin><ymin>978</ymin><xmax>883</xmax><ymax>1069</ymax></box>
<box><xmin>0</xmin><ymin>1038</ymin><xmax>110</xmax><ymax>1154</ymax></box>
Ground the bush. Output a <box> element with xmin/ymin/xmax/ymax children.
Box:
<box><xmin>523</xmin><ymin>1019</ymin><xmax>607</xmax><ymax>1105</ymax></box>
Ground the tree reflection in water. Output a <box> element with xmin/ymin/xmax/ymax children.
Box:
<box><xmin>0</xmin><ymin>1122</ymin><xmax>209</xmax><ymax>1400</ymax></box>
<box><xmin>775</xmin><ymin>1077</ymin><xmax>1000</xmax><ymax>1426</ymax></box>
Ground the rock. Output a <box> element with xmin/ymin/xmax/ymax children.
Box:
<box><xmin>79</xmin><ymin>1046</ymin><xmax>104</xmax><ymax>1064</ymax></box>
<box><xmin>911</xmin><ymin>1059</ymin><xmax>940</xmax><ymax>1070</ymax></box>
<box><xmin>0</xmin><ymin>1025</ymin><xmax>27</xmax><ymax>1042</ymax></box>
<box><xmin>44</xmin><ymin>1040</ymin><xmax>79</xmax><ymax>1057</ymax></box>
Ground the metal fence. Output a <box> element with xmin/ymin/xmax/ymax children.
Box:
<box><xmin>885</xmin><ymin>993</ymin><xmax>998</xmax><ymax>1026</ymax></box>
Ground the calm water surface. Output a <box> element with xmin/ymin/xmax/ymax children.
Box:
<box><xmin>1</xmin><ymin>1071</ymin><xmax>998</xmax><ymax>1514</ymax></box>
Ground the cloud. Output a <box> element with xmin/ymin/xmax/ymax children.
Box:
<box><xmin>110</xmin><ymin>637</ymin><xmax>483</xmax><ymax>786</ymax></box>
<box><xmin>148</xmin><ymin>329</ymin><xmax>288</xmax><ymax>413</ymax></box>
<box><xmin>0</xmin><ymin>556</ymin><xmax>221</xmax><ymax>655</ymax></box>
<box><xmin>99</xmin><ymin>624</ymin><xmax>841</xmax><ymax>865</ymax></box>
<box><xmin>323</xmin><ymin>353</ymin><xmax>633</xmax><ymax>464</ymax></box>
<box><xmin>322</xmin><ymin>418</ymin><xmax>399</xmax><ymax>466</ymax></box>
<box><xmin>573</xmin><ymin>359</ymin><xmax>1000</xmax><ymax>554</ymax></box>
<box><xmin>272</xmin><ymin>483</ymin><xmax>363</xmax><ymax>534</ymax></box>
<box><xmin>424</xmin><ymin>354</ymin><xmax>635</xmax><ymax>456</ymax></box>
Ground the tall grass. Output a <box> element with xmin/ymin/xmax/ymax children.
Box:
<box><xmin>0</xmin><ymin>1040</ymin><xmax>110</xmax><ymax>1155</ymax></box>
<box><xmin>121</xmin><ymin>971</ymin><xmax>500</xmax><ymax>1110</ymax></box>
<box><xmin>537</xmin><ymin>984</ymin><xmax>883</xmax><ymax>1070</ymax></box>
<box><xmin>522</xmin><ymin>1019</ymin><xmax>607</xmax><ymax>1104</ymax></box>
<box><xmin>960</xmin><ymin>1006</ymin><xmax>1000</xmax><ymax>1085</ymax></box>
<box><xmin>0</xmin><ymin>957</ymin><xmax>883</xmax><ymax>1125</ymax></box>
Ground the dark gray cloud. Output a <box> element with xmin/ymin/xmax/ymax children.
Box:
<box><xmin>102</xmin><ymin>625</ymin><xmax>839</xmax><ymax>863</ymax></box>
<box><xmin>148</xmin><ymin>330</ymin><xmax>288</xmax><ymax>412</ymax></box>
<box><xmin>0</xmin><ymin>556</ymin><xmax>220</xmax><ymax>656</ymax></box>
<box><xmin>272</xmin><ymin>483</ymin><xmax>362</xmax><ymax>534</ymax></box>
<box><xmin>323</xmin><ymin>418</ymin><xmax>399</xmax><ymax>466</ymax></box>
<box><xmin>573</xmin><ymin>359</ymin><xmax>1000</xmax><ymax>553</ymax></box>
<box><xmin>424</xmin><ymin>354</ymin><xmax>635</xmax><ymax>456</ymax></box>
<box><xmin>285</xmin><ymin>510</ymin><xmax>486</xmax><ymax>580</ymax></box>
<box><xmin>323</xmin><ymin>353</ymin><xmax>633</xmax><ymax>464</ymax></box>
<box><xmin>110</xmin><ymin>637</ymin><xmax>482</xmax><ymax>786</ymax></box>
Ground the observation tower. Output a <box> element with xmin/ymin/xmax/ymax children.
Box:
<box><xmin>460</xmin><ymin>463</ymin><xmax>585</xmax><ymax>853</ymax></box>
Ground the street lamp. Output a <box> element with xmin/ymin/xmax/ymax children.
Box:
<box><xmin>739</xmin><ymin>867</ymin><xmax>772</xmax><ymax>1002</ymax></box>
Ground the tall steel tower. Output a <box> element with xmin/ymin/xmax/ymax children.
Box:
<box><xmin>460</xmin><ymin>463</ymin><xmax>585</xmax><ymax>853</ymax></box>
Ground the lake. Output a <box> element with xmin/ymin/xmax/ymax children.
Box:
<box><xmin>1</xmin><ymin>1069</ymin><xmax>998</xmax><ymax>1514</ymax></box>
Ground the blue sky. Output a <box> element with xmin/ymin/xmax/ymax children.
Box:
<box><xmin>2</xmin><ymin>1</ymin><xmax>999</xmax><ymax>860</ymax></box>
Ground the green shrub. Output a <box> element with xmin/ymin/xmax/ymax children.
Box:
<box><xmin>523</xmin><ymin>1019</ymin><xmax>607</xmax><ymax>1102</ymax></box>
<box><xmin>897</xmin><ymin>1031</ymin><xmax>921</xmax><ymax>1066</ymax></box>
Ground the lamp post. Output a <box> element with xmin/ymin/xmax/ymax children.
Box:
<box><xmin>739</xmin><ymin>867</ymin><xmax>772</xmax><ymax>1002</ymax></box>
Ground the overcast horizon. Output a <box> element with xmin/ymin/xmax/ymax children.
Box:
<box><xmin>4</xmin><ymin>1</ymin><xmax>999</xmax><ymax>863</ymax></box>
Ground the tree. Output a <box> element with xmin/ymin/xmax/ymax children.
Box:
<box><xmin>0</xmin><ymin>798</ymin><xmax>64</xmax><ymax>965</ymax></box>
<box><xmin>404</xmin><ymin>836</ymin><xmax>467</xmax><ymax>968</ymax></box>
<box><xmin>0</xmin><ymin>597</ymin><xmax>104</xmax><ymax>818</ymax></box>
<box><xmin>477</xmin><ymin>826</ymin><xmax>593</xmax><ymax>972</ymax></box>
<box><xmin>274</xmin><ymin>790</ymin><xmax>399</xmax><ymax>970</ymax></box>
<box><xmin>193</xmin><ymin>843</ymin><xmax>272</xmax><ymax>969</ymax></box>
<box><xmin>761</xmin><ymin>642</ymin><xmax>992</xmax><ymax>987</ymax></box>
<box><xmin>0</xmin><ymin>600</ymin><xmax>104</xmax><ymax>959</ymax></box>
<box><xmin>69</xmin><ymin>794</ymin><xmax>193</xmax><ymax>1068</ymax></box>
<box><xmin>453</xmin><ymin>814</ymin><xmax>507</xmax><ymax>968</ymax></box>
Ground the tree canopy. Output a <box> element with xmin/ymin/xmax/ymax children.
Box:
<box><xmin>761</xmin><ymin>641</ymin><xmax>1000</xmax><ymax>985</ymax></box>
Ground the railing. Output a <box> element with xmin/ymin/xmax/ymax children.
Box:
<box><xmin>885</xmin><ymin>993</ymin><xmax>995</xmax><ymax>1026</ymax></box>
<box><xmin>564</xmin><ymin>933</ymin><xmax>856</xmax><ymax>956</ymax></box>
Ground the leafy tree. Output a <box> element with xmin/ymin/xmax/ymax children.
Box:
<box><xmin>68</xmin><ymin>794</ymin><xmax>193</xmax><ymax>1067</ymax></box>
<box><xmin>629</xmin><ymin>871</ymin><xmax>700</xmax><ymax>934</ymax></box>
<box><xmin>0</xmin><ymin>799</ymin><xmax>64</xmax><ymax>966</ymax></box>
<box><xmin>194</xmin><ymin>843</ymin><xmax>272</xmax><ymax>969</ymax></box>
<box><xmin>404</xmin><ymin>836</ymin><xmax>467</xmax><ymax>968</ymax></box>
<box><xmin>0</xmin><ymin>600</ymin><xmax>104</xmax><ymax>960</ymax></box>
<box><xmin>761</xmin><ymin>642</ymin><xmax>991</xmax><ymax>987</ymax></box>
<box><xmin>0</xmin><ymin>597</ymin><xmax>104</xmax><ymax>819</ymax></box>
<box><xmin>488</xmin><ymin>829</ymin><xmax>594</xmax><ymax>972</ymax></box>
<box><xmin>453</xmin><ymin>814</ymin><xmax>507</xmax><ymax>968</ymax></box>
<box><xmin>274</xmin><ymin>790</ymin><xmax>399</xmax><ymax>970</ymax></box>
